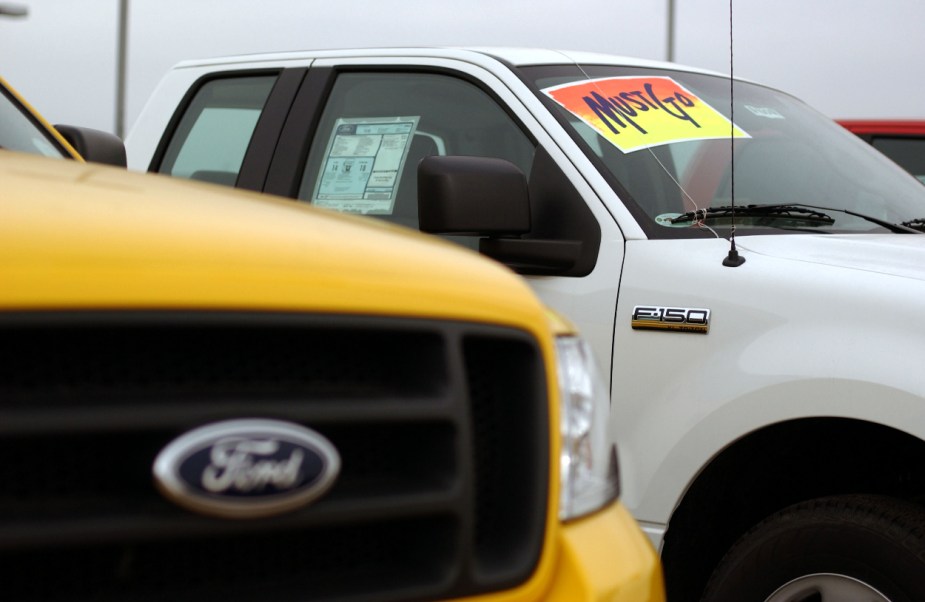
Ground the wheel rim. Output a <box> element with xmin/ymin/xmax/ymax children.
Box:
<box><xmin>765</xmin><ymin>573</ymin><xmax>891</xmax><ymax>602</ymax></box>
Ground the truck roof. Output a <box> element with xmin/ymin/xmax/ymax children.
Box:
<box><xmin>168</xmin><ymin>46</ymin><xmax>726</xmax><ymax>77</ymax></box>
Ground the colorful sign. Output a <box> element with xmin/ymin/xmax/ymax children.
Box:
<box><xmin>543</xmin><ymin>76</ymin><xmax>749</xmax><ymax>153</ymax></box>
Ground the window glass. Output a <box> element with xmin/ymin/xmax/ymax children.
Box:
<box><xmin>159</xmin><ymin>76</ymin><xmax>276</xmax><ymax>187</ymax></box>
<box><xmin>0</xmin><ymin>86</ymin><xmax>68</xmax><ymax>158</ymax></box>
<box><xmin>525</xmin><ymin>64</ymin><xmax>925</xmax><ymax>236</ymax></box>
<box><xmin>298</xmin><ymin>72</ymin><xmax>535</xmax><ymax>231</ymax></box>
<box><xmin>871</xmin><ymin>137</ymin><xmax>925</xmax><ymax>184</ymax></box>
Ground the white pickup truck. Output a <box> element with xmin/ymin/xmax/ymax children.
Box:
<box><xmin>4</xmin><ymin>71</ymin><xmax>662</xmax><ymax>602</ymax></box>
<box><xmin>127</xmin><ymin>47</ymin><xmax>925</xmax><ymax>601</ymax></box>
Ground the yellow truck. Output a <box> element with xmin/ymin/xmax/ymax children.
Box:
<box><xmin>0</xmin><ymin>75</ymin><xmax>663</xmax><ymax>601</ymax></box>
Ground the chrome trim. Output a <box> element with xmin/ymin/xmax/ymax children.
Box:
<box><xmin>153</xmin><ymin>418</ymin><xmax>341</xmax><ymax>519</ymax></box>
<box><xmin>631</xmin><ymin>305</ymin><xmax>710</xmax><ymax>334</ymax></box>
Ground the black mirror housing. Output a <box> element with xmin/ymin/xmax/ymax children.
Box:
<box><xmin>418</xmin><ymin>156</ymin><xmax>530</xmax><ymax>235</ymax></box>
<box><xmin>417</xmin><ymin>152</ymin><xmax>600</xmax><ymax>277</ymax></box>
<box><xmin>55</xmin><ymin>125</ymin><xmax>127</xmax><ymax>167</ymax></box>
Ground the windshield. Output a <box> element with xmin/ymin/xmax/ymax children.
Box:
<box><xmin>0</xmin><ymin>82</ymin><xmax>70</xmax><ymax>159</ymax></box>
<box><xmin>525</xmin><ymin>63</ymin><xmax>925</xmax><ymax>237</ymax></box>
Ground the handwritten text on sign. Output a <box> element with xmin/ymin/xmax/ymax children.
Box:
<box><xmin>543</xmin><ymin>76</ymin><xmax>750</xmax><ymax>153</ymax></box>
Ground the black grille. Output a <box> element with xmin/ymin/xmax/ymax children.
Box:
<box><xmin>0</xmin><ymin>312</ymin><xmax>549</xmax><ymax>601</ymax></box>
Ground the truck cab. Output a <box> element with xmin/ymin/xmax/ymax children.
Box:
<box><xmin>127</xmin><ymin>48</ymin><xmax>925</xmax><ymax>601</ymax></box>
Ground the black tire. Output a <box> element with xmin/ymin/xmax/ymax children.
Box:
<box><xmin>700</xmin><ymin>495</ymin><xmax>925</xmax><ymax>602</ymax></box>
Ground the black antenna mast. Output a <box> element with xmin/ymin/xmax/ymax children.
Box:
<box><xmin>723</xmin><ymin>0</ymin><xmax>745</xmax><ymax>267</ymax></box>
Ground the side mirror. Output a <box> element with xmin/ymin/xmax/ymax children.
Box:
<box><xmin>55</xmin><ymin>125</ymin><xmax>127</xmax><ymax>167</ymax></box>
<box><xmin>418</xmin><ymin>155</ymin><xmax>531</xmax><ymax>235</ymax></box>
<box><xmin>418</xmin><ymin>155</ymin><xmax>581</xmax><ymax>275</ymax></box>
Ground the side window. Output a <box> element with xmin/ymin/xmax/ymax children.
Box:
<box><xmin>158</xmin><ymin>75</ymin><xmax>276</xmax><ymax>187</ymax></box>
<box><xmin>298</xmin><ymin>72</ymin><xmax>535</xmax><ymax>231</ymax></box>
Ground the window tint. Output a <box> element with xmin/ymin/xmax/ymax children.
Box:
<box><xmin>159</xmin><ymin>75</ymin><xmax>276</xmax><ymax>187</ymax></box>
<box><xmin>298</xmin><ymin>72</ymin><xmax>535</xmax><ymax>230</ymax></box>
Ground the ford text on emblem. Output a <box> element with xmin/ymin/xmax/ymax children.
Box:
<box><xmin>153</xmin><ymin>419</ymin><xmax>340</xmax><ymax>519</ymax></box>
<box><xmin>632</xmin><ymin>305</ymin><xmax>711</xmax><ymax>334</ymax></box>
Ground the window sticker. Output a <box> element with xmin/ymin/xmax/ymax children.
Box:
<box><xmin>543</xmin><ymin>76</ymin><xmax>749</xmax><ymax>153</ymax></box>
<box><xmin>744</xmin><ymin>104</ymin><xmax>785</xmax><ymax>119</ymax></box>
<box><xmin>655</xmin><ymin>213</ymin><xmax>690</xmax><ymax>228</ymax></box>
<box><xmin>312</xmin><ymin>116</ymin><xmax>420</xmax><ymax>214</ymax></box>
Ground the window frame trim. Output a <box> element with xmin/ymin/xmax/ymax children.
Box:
<box><xmin>146</xmin><ymin>68</ymin><xmax>292</xmax><ymax>186</ymax></box>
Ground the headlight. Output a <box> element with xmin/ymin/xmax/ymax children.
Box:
<box><xmin>556</xmin><ymin>335</ymin><xmax>620</xmax><ymax>520</ymax></box>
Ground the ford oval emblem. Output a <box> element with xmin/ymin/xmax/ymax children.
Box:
<box><xmin>152</xmin><ymin>418</ymin><xmax>340</xmax><ymax>519</ymax></box>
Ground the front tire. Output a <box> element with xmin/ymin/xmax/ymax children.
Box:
<box><xmin>701</xmin><ymin>495</ymin><xmax>925</xmax><ymax>602</ymax></box>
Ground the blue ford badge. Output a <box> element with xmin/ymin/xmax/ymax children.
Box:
<box><xmin>153</xmin><ymin>418</ymin><xmax>340</xmax><ymax>519</ymax></box>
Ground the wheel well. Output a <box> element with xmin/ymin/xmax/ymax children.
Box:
<box><xmin>660</xmin><ymin>417</ymin><xmax>925</xmax><ymax>602</ymax></box>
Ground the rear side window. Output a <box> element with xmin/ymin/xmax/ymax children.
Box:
<box><xmin>158</xmin><ymin>75</ymin><xmax>276</xmax><ymax>187</ymax></box>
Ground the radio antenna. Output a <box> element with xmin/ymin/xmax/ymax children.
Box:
<box><xmin>723</xmin><ymin>0</ymin><xmax>745</xmax><ymax>267</ymax></box>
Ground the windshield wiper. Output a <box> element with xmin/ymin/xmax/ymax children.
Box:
<box><xmin>671</xmin><ymin>203</ymin><xmax>920</xmax><ymax>233</ymax></box>
<box><xmin>900</xmin><ymin>218</ymin><xmax>925</xmax><ymax>233</ymax></box>
<box><xmin>670</xmin><ymin>204</ymin><xmax>835</xmax><ymax>226</ymax></box>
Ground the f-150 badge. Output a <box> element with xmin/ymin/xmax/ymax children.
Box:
<box><xmin>153</xmin><ymin>419</ymin><xmax>340</xmax><ymax>519</ymax></box>
<box><xmin>632</xmin><ymin>305</ymin><xmax>710</xmax><ymax>334</ymax></box>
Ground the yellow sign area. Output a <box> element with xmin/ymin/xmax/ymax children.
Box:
<box><xmin>544</xmin><ymin>76</ymin><xmax>750</xmax><ymax>153</ymax></box>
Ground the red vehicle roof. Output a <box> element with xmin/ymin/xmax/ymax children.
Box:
<box><xmin>838</xmin><ymin>120</ymin><xmax>925</xmax><ymax>136</ymax></box>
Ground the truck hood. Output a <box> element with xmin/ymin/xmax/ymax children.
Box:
<box><xmin>737</xmin><ymin>233</ymin><xmax>925</xmax><ymax>282</ymax></box>
<box><xmin>0</xmin><ymin>152</ymin><xmax>543</xmax><ymax>328</ymax></box>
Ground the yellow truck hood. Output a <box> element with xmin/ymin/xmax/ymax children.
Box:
<box><xmin>0</xmin><ymin>152</ymin><xmax>544</xmax><ymax>328</ymax></box>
